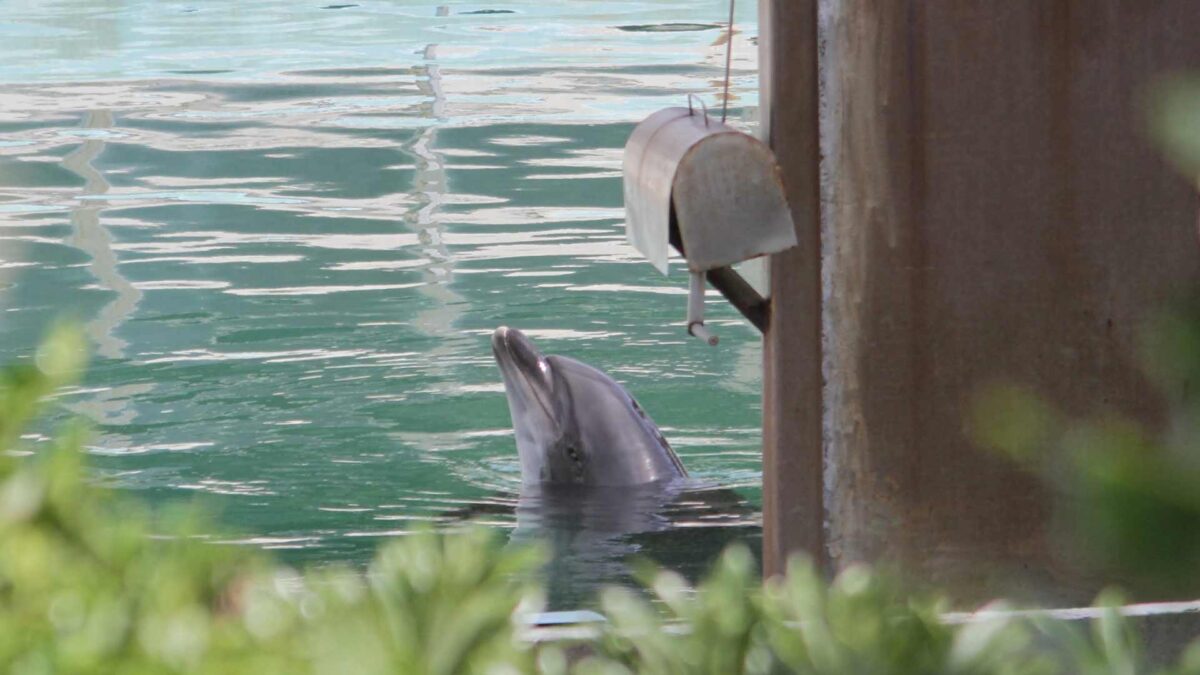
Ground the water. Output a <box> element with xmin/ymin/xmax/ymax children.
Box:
<box><xmin>0</xmin><ymin>0</ymin><xmax>763</xmax><ymax>605</ymax></box>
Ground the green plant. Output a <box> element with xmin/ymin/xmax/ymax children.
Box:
<box><xmin>574</xmin><ymin>546</ymin><xmax>1070</xmax><ymax>675</ymax></box>
<box><xmin>0</xmin><ymin>325</ymin><xmax>546</xmax><ymax>673</ymax></box>
<box><xmin>1148</xmin><ymin>75</ymin><xmax>1200</xmax><ymax>181</ymax></box>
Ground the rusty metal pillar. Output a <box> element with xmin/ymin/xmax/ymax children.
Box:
<box><xmin>764</xmin><ymin>1</ymin><xmax>1200</xmax><ymax>601</ymax></box>
<box><xmin>759</xmin><ymin>0</ymin><xmax>823</xmax><ymax>578</ymax></box>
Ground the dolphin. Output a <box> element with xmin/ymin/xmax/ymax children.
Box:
<box><xmin>491</xmin><ymin>326</ymin><xmax>687</xmax><ymax>486</ymax></box>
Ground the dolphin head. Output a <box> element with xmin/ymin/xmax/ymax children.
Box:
<box><xmin>491</xmin><ymin>326</ymin><xmax>686</xmax><ymax>487</ymax></box>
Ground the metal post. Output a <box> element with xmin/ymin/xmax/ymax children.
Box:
<box><xmin>759</xmin><ymin>0</ymin><xmax>824</xmax><ymax>578</ymax></box>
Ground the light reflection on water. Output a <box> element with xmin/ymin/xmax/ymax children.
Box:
<box><xmin>0</xmin><ymin>0</ymin><xmax>763</xmax><ymax>602</ymax></box>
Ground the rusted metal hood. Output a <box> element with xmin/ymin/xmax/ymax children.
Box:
<box><xmin>622</xmin><ymin>106</ymin><xmax>797</xmax><ymax>275</ymax></box>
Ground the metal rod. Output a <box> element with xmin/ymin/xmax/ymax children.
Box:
<box><xmin>721</xmin><ymin>0</ymin><xmax>736</xmax><ymax>122</ymax></box>
<box><xmin>687</xmin><ymin>271</ymin><xmax>719</xmax><ymax>346</ymax></box>
<box><xmin>689</xmin><ymin>322</ymin><xmax>719</xmax><ymax>346</ymax></box>
<box><xmin>686</xmin><ymin>93</ymin><xmax>710</xmax><ymax>128</ymax></box>
<box><xmin>705</xmin><ymin>265</ymin><xmax>769</xmax><ymax>333</ymax></box>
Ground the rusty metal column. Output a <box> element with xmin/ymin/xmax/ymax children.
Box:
<box><xmin>759</xmin><ymin>0</ymin><xmax>824</xmax><ymax>578</ymax></box>
<box><xmin>816</xmin><ymin>1</ymin><xmax>1200</xmax><ymax>603</ymax></box>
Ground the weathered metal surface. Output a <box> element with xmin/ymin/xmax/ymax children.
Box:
<box><xmin>667</xmin><ymin>220</ymin><xmax>771</xmax><ymax>333</ymax></box>
<box><xmin>622</xmin><ymin>106</ymin><xmax>797</xmax><ymax>275</ymax></box>
<box><xmin>759</xmin><ymin>0</ymin><xmax>823</xmax><ymax>579</ymax></box>
<box><xmin>623</xmin><ymin>108</ymin><xmax>686</xmax><ymax>274</ymax></box>
<box><xmin>777</xmin><ymin>0</ymin><xmax>1200</xmax><ymax>604</ymax></box>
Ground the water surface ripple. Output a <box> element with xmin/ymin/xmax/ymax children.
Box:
<box><xmin>0</xmin><ymin>0</ymin><xmax>763</xmax><ymax>596</ymax></box>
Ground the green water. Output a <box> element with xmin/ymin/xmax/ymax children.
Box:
<box><xmin>0</xmin><ymin>0</ymin><xmax>763</xmax><ymax>601</ymax></box>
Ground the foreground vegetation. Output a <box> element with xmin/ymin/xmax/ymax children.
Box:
<box><xmin>5</xmin><ymin>323</ymin><xmax>1200</xmax><ymax>673</ymax></box>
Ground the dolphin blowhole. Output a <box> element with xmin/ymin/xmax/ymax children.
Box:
<box><xmin>491</xmin><ymin>326</ymin><xmax>687</xmax><ymax>487</ymax></box>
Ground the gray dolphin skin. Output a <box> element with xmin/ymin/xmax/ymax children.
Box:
<box><xmin>491</xmin><ymin>326</ymin><xmax>687</xmax><ymax>486</ymax></box>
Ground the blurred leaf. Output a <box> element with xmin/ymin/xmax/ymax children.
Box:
<box><xmin>971</xmin><ymin>383</ymin><xmax>1057</xmax><ymax>462</ymax></box>
<box><xmin>1148</xmin><ymin>76</ymin><xmax>1200</xmax><ymax>180</ymax></box>
<box><xmin>33</xmin><ymin>323</ymin><xmax>87</xmax><ymax>385</ymax></box>
<box><xmin>0</xmin><ymin>323</ymin><xmax>85</xmax><ymax>460</ymax></box>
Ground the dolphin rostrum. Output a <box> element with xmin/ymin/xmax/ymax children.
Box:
<box><xmin>491</xmin><ymin>326</ymin><xmax>687</xmax><ymax>486</ymax></box>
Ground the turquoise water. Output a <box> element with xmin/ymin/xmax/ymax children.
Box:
<box><xmin>0</xmin><ymin>0</ymin><xmax>763</xmax><ymax>602</ymax></box>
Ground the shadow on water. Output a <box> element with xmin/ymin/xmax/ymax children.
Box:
<box><xmin>616</xmin><ymin>23</ymin><xmax>723</xmax><ymax>33</ymax></box>
<box><xmin>451</xmin><ymin>481</ymin><xmax>761</xmax><ymax>609</ymax></box>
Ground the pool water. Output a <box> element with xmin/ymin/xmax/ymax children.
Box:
<box><xmin>0</xmin><ymin>0</ymin><xmax>763</xmax><ymax>605</ymax></box>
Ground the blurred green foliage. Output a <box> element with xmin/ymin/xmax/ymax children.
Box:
<box><xmin>1148</xmin><ymin>76</ymin><xmax>1200</xmax><ymax>181</ymax></box>
<box><xmin>13</xmin><ymin>297</ymin><xmax>1200</xmax><ymax>675</ymax></box>
<box><xmin>573</xmin><ymin>546</ymin><xmax>1200</xmax><ymax>675</ymax></box>
<box><xmin>973</xmin><ymin>298</ymin><xmax>1200</xmax><ymax>597</ymax></box>
<box><xmin>0</xmin><ymin>325</ymin><xmax>545</xmax><ymax>673</ymax></box>
<box><xmin>577</xmin><ymin>547</ymin><xmax>1046</xmax><ymax>675</ymax></box>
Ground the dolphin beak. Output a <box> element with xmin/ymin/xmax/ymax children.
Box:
<box><xmin>493</xmin><ymin>326</ymin><xmax>561</xmax><ymax>481</ymax></box>
<box><xmin>492</xmin><ymin>326</ymin><xmax>555</xmax><ymax>409</ymax></box>
<box><xmin>493</xmin><ymin>326</ymin><xmax>541</xmax><ymax>373</ymax></box>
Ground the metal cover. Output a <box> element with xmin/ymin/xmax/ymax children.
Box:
<box><xmin>623</xmin><ymin>107</ymin><xmax>797</xmax><ymax>274</ymax></box>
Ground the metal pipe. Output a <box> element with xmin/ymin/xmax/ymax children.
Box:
<box><xmin>705</xmin><ymin>265</ymin><xmax>769</xmax><ymax>333</ymax></box>
<box><xmin>687</xmin><ymin>271</ymin><xmax>720</xmax><ymax>346</ymax></box>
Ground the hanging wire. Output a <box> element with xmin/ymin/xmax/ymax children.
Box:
<box><xmin>720</xmin><ymin>0</ymin><xmax>736</xmax><ymax>123</ymax></box>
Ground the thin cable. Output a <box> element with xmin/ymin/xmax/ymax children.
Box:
<box><xmin>720</xmin><ymin>0</ymin><xmax>735</xmax><ymax>123</ymax></box>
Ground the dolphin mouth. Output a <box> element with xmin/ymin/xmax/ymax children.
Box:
<box><xmin>492</xmin><ymin>326</ymin><xmax>543</xmax><ymax>374</ymax></box>
<box><xmin>492</xmin><ymin>326</ymin><xmax>557</xmax><ymax>424</ymax></box>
